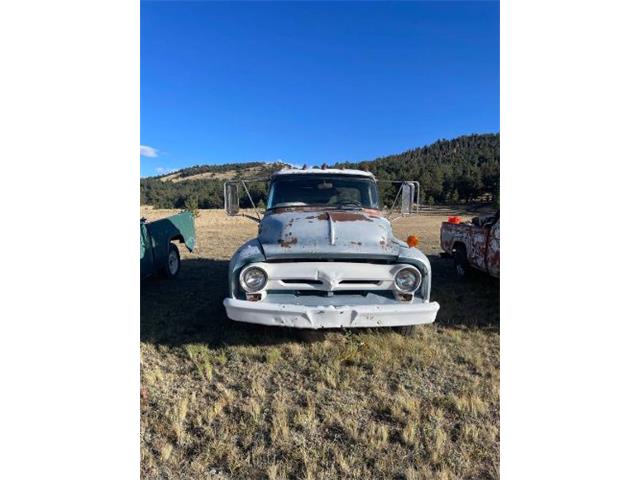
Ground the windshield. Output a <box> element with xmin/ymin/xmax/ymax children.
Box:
<box><xmin>266</xmin><ymin>175</ymin><xmax>379</xmax><ymax>210</ymax></box>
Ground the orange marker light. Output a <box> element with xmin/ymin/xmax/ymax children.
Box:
<box><xmin>448</xmin><ymin>216</ymin><xmax>461</xmax><ymax>224</ymax></box>
<box><xmin>407</xmin><ymin>235</ymin><xmax>419</xmax><ymax>247</ymax></box>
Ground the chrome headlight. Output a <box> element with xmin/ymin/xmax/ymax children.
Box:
<box><xmin>240</xmin><ymin>266</ymin><xmax>268</xmax><ymax>292</ymax></box>
<box><xmin>394</xmin><ymin>266</ymin><xmax>421</xmax><ymax>293</ymax></box>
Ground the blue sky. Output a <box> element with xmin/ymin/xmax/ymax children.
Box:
<box><xmin>141</xmin><ymin>1</ymin><xmax>499</xmax><ymax>177</ymax></box>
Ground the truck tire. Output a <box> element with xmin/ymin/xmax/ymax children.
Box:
<box><xmin>395</xmin><ymin>325</ymin><xmax>417</xmax><ymax>336</ymax></box>
<box><xmin>163</xmin><ymin>243</ymin><xmax>181</xmax><ymax>278</ymax></box>
<box><xmin>454</xmin><ymin>246</ymin><xmax>470</xmax><ymax>279</ymax></box>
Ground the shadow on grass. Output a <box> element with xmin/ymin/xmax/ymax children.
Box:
<box><xmin>428</xmin><ymin>254</ymin><xmax>499</xmax><ymax>329</ymax></box>
<box><xmin>141</xmin><ymin>255</ymin><xmax>499</xmax><ymax>348</ymax></box>
<box><xmin>141</xmin><ymin>258</ymin><xmax>313</xmax><ymax>348</ymax></box>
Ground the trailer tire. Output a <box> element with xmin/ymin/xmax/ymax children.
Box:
<box><xmin>454</xmin><ymin>246</ymin><xmax>470</xmax><ymax>279</ymax></box>
<box><xmin>163</xmin><ymin>243</ymin><xmax>181</xmax><ymax>278</ymax></box>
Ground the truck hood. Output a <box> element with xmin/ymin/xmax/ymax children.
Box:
<box><xmin>258</xmin><ymin>210</ymin><xmax>402</xmax><ymax>260</ymax></box>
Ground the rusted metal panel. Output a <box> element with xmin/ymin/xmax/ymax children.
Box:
<box><xmin>486</xmin><ymin>220</ymin><xmax>500</xmax><ymax>277</ymax></box>
<box><xmin>258</xmin><ymin>210</ymin><xmax>402</xmax><ymax>260</ymax></box>
<box><xmin>440</xmin><ymin>217</ymin><xmax>500</xmax><ymax>278</ymax></box>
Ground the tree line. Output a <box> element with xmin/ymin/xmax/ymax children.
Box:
<box><xmin>335</xmin><ymin>133</ymin><xmax>499</xmax><ymax>207</ymax></box>
<box><xmin>140</xmin><ymin>162</ymin><xmax>282</xmax><ymax>209</ymax></box>
<box><xmin>140</xmin><ymin>133</ymin><xmax>499</xmax><ymax>209</ymax></box>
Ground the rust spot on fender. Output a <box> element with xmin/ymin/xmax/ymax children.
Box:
<box><xmin>379</xmin><ymin>237</ymin><xmax>393</xmax><ymax>250</ymax></box>
<box><xmin>278</xmin><ymin>237</ymin><xmax>298</xmax><ymax>248</ymax></box>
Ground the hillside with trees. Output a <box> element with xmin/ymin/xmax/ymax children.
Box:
<box><xmin>335</xmin><ymin>133</ymin><xmax>499</xmax><ymax>207</ymax></box>
<box><xmin>140</xmin><ymin>162</ymin><xmax>287</xmax><ymax>209</ymax></box>
<box><xmin>140</xmin><ymin>133</ymin><xmax>499</xmax><ymax>209</ymax></box>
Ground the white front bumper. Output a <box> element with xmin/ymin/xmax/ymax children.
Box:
<box><xmin>223</xmin><ymin>298</ymin><xmax>440</xmax><ymax>329</ymax></box>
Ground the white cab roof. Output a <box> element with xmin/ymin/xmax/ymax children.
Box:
<box><xmin>272</xmin><ymin>168</ymin><xmax>374</xmax><ymax>178</ymax></box>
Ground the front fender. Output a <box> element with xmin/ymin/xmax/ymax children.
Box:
<box><xmin>228</xmin><ymin>238</ymin><xmax>266</xmax><ymax>297</ymax></box>
<box><xmin>397</xmin><ymin>246</ymin><xmax>433</xmax><ymax>302</ymax></box>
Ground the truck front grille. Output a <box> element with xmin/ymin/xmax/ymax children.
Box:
<box><xmin>238</xmin><ymin>261</ymin><xmax>422</xmax><ymax>303</ymax></box>
<box><xmin>280</xmin><ymin>279</ymin><xmax>323</xmax><ymax>285</ymax></box>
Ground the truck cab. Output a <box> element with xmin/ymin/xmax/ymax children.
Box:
<box><xmin>222</xmin><ymin>168</ymin><xmax>440</xmax><ymax>334</ymax></box>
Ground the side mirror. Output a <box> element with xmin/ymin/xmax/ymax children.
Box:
<box><xmin>379</xmin><ymin>180</ymin><xmax>420</xmax><ymax>221</ymax></box>
<box><xmin>224</xmin><ymin>182</ymin><xmax>240</xmax><ymax>216</ymax></box>
<box><xmin>400</xmin><ymin>182</ymin><xmax>415</xmax><ymax>215</ymax></box>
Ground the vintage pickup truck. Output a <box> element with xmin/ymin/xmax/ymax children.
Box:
<box><xmin>440</xmin><ymin>212</ymin><xmax>500</xmax><ymax>278</ymax></box>
<box><xmin>222</xmin><ymin>168</ymin><xmax>440</xmax><ymax>335</ymax></box>
<box><xmin>140</xmin><ymin>211</ymin><xmax>196</xmax><ymax>279</ymax></box>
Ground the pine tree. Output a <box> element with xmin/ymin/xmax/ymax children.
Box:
<box><xmin>185</xmin><ymin>195</ymin><xmax>200</xmax><ymax>217</ymax></box>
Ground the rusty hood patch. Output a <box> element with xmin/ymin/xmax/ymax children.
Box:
<box><xmin>259</xmin><ymin>210</ymin><xmax>401</xmax><ymax>260</ymax></box>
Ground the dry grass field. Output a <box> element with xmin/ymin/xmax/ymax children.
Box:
<box><xmin>140</xmin><ymin>208</ymin><xmax>499</xmax><ymax>479</ymax></box>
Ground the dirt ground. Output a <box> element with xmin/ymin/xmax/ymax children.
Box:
<box><xmin>140</xmin><ymin>208</ymin><xmax>499</xmax><ymax>479</ymax></box>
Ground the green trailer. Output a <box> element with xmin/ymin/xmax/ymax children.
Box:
<box><xmin>140</xmin><ymin>211</ymin><xmax>196</xmax><ymax>279</ymax></box>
